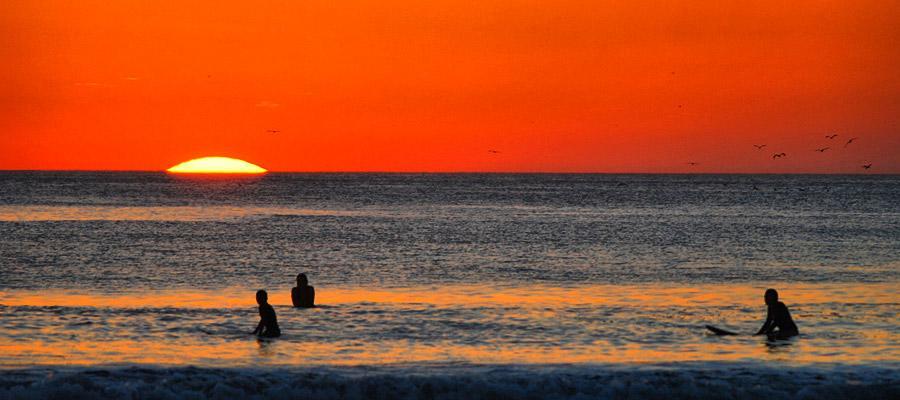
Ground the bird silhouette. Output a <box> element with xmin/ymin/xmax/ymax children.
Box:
<box><xmin>862</xmin><ymin>163</ymin><xmax>872</xmax><ymax>170</ymax></box>
<box><xmin>687</xmin><ymin>162</ymin><xmax>699</xmax><ymax>166</ymax></box>
<box><xmin>772</xmin><ymin>153</ymin><xmax>786</xmax><ymax>159</ymax></box>
<box><xmin>754</xmin><ymin>144</ymin><xmax>767</xmax><ymax>150</ymax></box>
<box><xmin>825</xmin><ymin>134</ymin><xmax>838</xmax><ymax>139</ymax></box>
<box><xmin>815</xmin><ymin>147</ymin><xmax>830</xmax><ymax>152</ymax></box>
<box><xmin>845</xmin><ymin>137</ymin><xmax>858</xmax><ymax>147</ymax></box>
<box><xmin>488</xmin><ymin>150</ymin><xmax>501</xmax><ymax>154</ymax></box>
<box><xmin>266</xmin><ymin>129</ymin><xmax>281</xmax><ymax>134</ymax></box>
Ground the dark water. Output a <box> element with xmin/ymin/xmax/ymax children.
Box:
<box><xmin>2</xmin><ymin>172</ymin><xmax>898</xmax><ymax>290</ymax></box>
<box><xmin>0</xmin><ymin>172</ymin><xmax>898</xmax><ymax>398</ymax></box>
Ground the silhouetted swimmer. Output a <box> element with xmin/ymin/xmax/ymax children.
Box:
<box><xmin>291</xmin><ymin>273</ymin><xmax>316</xmax><ymax>308</ymax></box>
<box><xmin>755</xmin><ymin>289</ymin><xmax>798</xmax><ymax>340</ymax></box>
<box><xmin>252</xmin><ymin>290</ymin><xmax>281</xmax><ymax>338</ymax></box>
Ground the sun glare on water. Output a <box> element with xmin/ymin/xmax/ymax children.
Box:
<box><xmin>166</xmin><ymin>157</ymin><xmax>267</xmax><ymax>174</ymax></box>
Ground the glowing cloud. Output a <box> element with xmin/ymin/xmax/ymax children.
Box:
<box><xmin>166</xmin><ymin>157</ymin><xmax>267</xmax><ymax>174</ymax></box>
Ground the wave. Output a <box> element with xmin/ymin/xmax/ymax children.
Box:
<box><xmin>1</xmin><ymin>362</ymin><xmax>897</xmax><ymax>400</ymax></box>
<box><xmin>0</xmin><ymin>205</ymin><xmax>371</xmax><ymax>222</ymax></box>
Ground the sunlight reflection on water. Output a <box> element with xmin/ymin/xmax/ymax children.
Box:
<box><xmin>0</xmin><ymin>206</ymin><xmax>373</xmax><ymax>221</ymax></box>
<box><xmin>1</xmin><ymin>283</ymin><xmax>896</xmax><ymax>368</ymax></box>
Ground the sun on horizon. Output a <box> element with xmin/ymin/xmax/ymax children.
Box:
<box><xmin>166</xmin><ymin>157</ymin><xmax>267</xmax><ymax>174</ymax></box>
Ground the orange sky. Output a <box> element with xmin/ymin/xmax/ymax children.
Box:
<box><xmin>1</xmin><ymin>1</ymin><xmax>898</xmax><ymax>173</ymax></box>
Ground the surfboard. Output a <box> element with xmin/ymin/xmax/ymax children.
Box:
<box><xmin>706</xmin><ymin>325</ymin><xmax>739</xmax><ymax>336</ymax></box>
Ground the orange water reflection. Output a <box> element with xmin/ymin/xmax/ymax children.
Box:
<box><xmin>0</xmin><ymin>205</ymin><xmax>367</xmax><ymax>222</ymax></box>
<box><xmin>0</xmin><ymin>283</ymin><xmax>897</xmax><ymax>368</ymax></box>
<box><xmin>2</xmin><ymin>283</ymin><xmax>895</xmax><ymax>309</ymax></box>
<box><xmin>0</xmin><ymin>338</ymin><xmax>820</xmax><ymax>367</ymax></box>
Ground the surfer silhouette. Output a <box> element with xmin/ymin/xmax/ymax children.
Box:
<box><xmin>252</xmin><ymin>290</ymin><xmax>281</xmax><ymax>338</ymax></box>
<box><xmin>755</xmin><ymin>288</ymin><xmax>798</xmax><ymax>340</ymax></box>
<box><xmin>291</xmin><ymin>273</ymin><xmax>316</xmax><ymax>308</ymax></box>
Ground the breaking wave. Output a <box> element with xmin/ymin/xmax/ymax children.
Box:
<box><xmin>1</xmin><ymin>362</ymin><xmax>897</xmax><ymax>400</ymax></box>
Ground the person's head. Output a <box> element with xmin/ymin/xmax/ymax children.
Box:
<box><xmin>296</xmin><ymin>273</ymin><xmax>309</xmax><ymax>287</ymax></box>
<box><xmin>256</xmin><ymin>289</ymin><xmax>268</xmax><ymax>305</ymax></box>
<box><xmin>764</xmin><ymin>288</ymin><xmax>778</xmax><ymax>306</ymax></box>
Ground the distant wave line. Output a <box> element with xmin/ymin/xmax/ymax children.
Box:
<box><xmin>0</xmin><ymin>206</ymin><xmax>376</xmax><ymax>222</ymax></box>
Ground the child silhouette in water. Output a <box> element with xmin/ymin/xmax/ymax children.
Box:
<box><xmin>291</xmin><ymin>273</ymin><xmax>316</xmax><ymax>308</ymax></box>
<box><xmin>756</xmin><ymin>288</ymin><xmax>798</xmax><ymax>340</ymax></box>
<box><xmin>252</xmin><ymin>290</ymin><xmax>281</xmax><ymax>338</ymax></box>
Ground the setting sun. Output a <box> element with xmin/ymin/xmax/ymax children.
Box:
<box><xmin>166</xmin><ymin>157</ymin><xmax>267</xmax><ymax>174</ymax></box>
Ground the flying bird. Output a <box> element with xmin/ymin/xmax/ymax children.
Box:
<box><xmin>825</xmin><ymin>134</ymin><xmax>838</xmax><ymax>139</ymax></box>
<box><xmin>815</xmin><ymin>147</ymin><xmax>830</xmax><ymax>152</ymax></box>
<box><xmin>753</xmin><ymin>144</ymin><xmax>767</xmax><ymax>150</ymax></box>
<box><xmin>862</xmin><ymin>163</ymin><xmax>872</xmax><ymax>170</ymax></box>
<box><xmin>772</xmin><ymin>153</ymin><xmax>786</xmax><ymax>159</ymax></box>
<box><xmin>687</xmin><ymin>162</ymin><xmax>699</xmax><ymax>166</ymax></box>
<box><xmin>845</xmin><ymin>137</ymin><xmax>858</xmax><ymax>147</ymax></box>
<box><xmin>488</xmin><ymin>150</ymin><xmax>501</xmax><ymax>154</ymax></box>
<box><xmin>266</xmin><ymin>129</ymin><xmax>281</xmax><ymax>134</ymax></box>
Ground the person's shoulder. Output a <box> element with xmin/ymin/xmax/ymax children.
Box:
<box><xmin>777</xmin><ymin>301</ymin><xmax>789</xmax><ymax>310</ymax></box>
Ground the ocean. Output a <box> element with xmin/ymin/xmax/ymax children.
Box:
<box><xmin>1</xmin><ymin>172</ymin><xmax>898</xmax><ymax>399</ymax></box>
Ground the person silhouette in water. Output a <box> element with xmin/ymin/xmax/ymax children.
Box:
<box><xmin>291</xmin><ymin>273</ymin><xmax>315</xmax><ymax>308</ymax></box>
<box><xmin>755</xmin><ymin>288</ymin><xmax>798</xmax><ymax>340</ymax></box>
<box><xmin>252</xmin><ymin>290</ymin><xmax>281</xmax><ymax>338</ymax></box>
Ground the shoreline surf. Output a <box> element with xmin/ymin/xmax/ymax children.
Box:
<box><xmin>2</xmin><ymin>362</ymin><xmax>897</xmax><ymax>400</ymax></box>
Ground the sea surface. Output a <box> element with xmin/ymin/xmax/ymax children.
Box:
<box><xmin>0</xmin><ymin>172</ymin><xmax>898</xmax><ymax>399</ymax></box>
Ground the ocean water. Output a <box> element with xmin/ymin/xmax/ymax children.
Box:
<box><xmin>1</xmin><ymin>172</ymin><xmax>898</xmax><ymax>399</ymax></box>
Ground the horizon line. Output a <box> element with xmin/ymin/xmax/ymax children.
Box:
<box><xmin>0</xmin><ymin>168</ymin><xmax>895</xmax><ymax>175</ymax></box>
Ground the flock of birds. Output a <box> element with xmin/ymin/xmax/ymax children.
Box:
<box><xmin>691</xmin><ymin>133</ymin><xmax>872</xmax><ymax>170</ymax></box>
<box><xmin>264</xmin><ymin>127</ymin><xmax>873</xmax><ymax>171</ymax></box>
<box><xmin>756</xmin><ymin>134</ymin><xmax>869</xmax><ymax>168</ymax></box>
